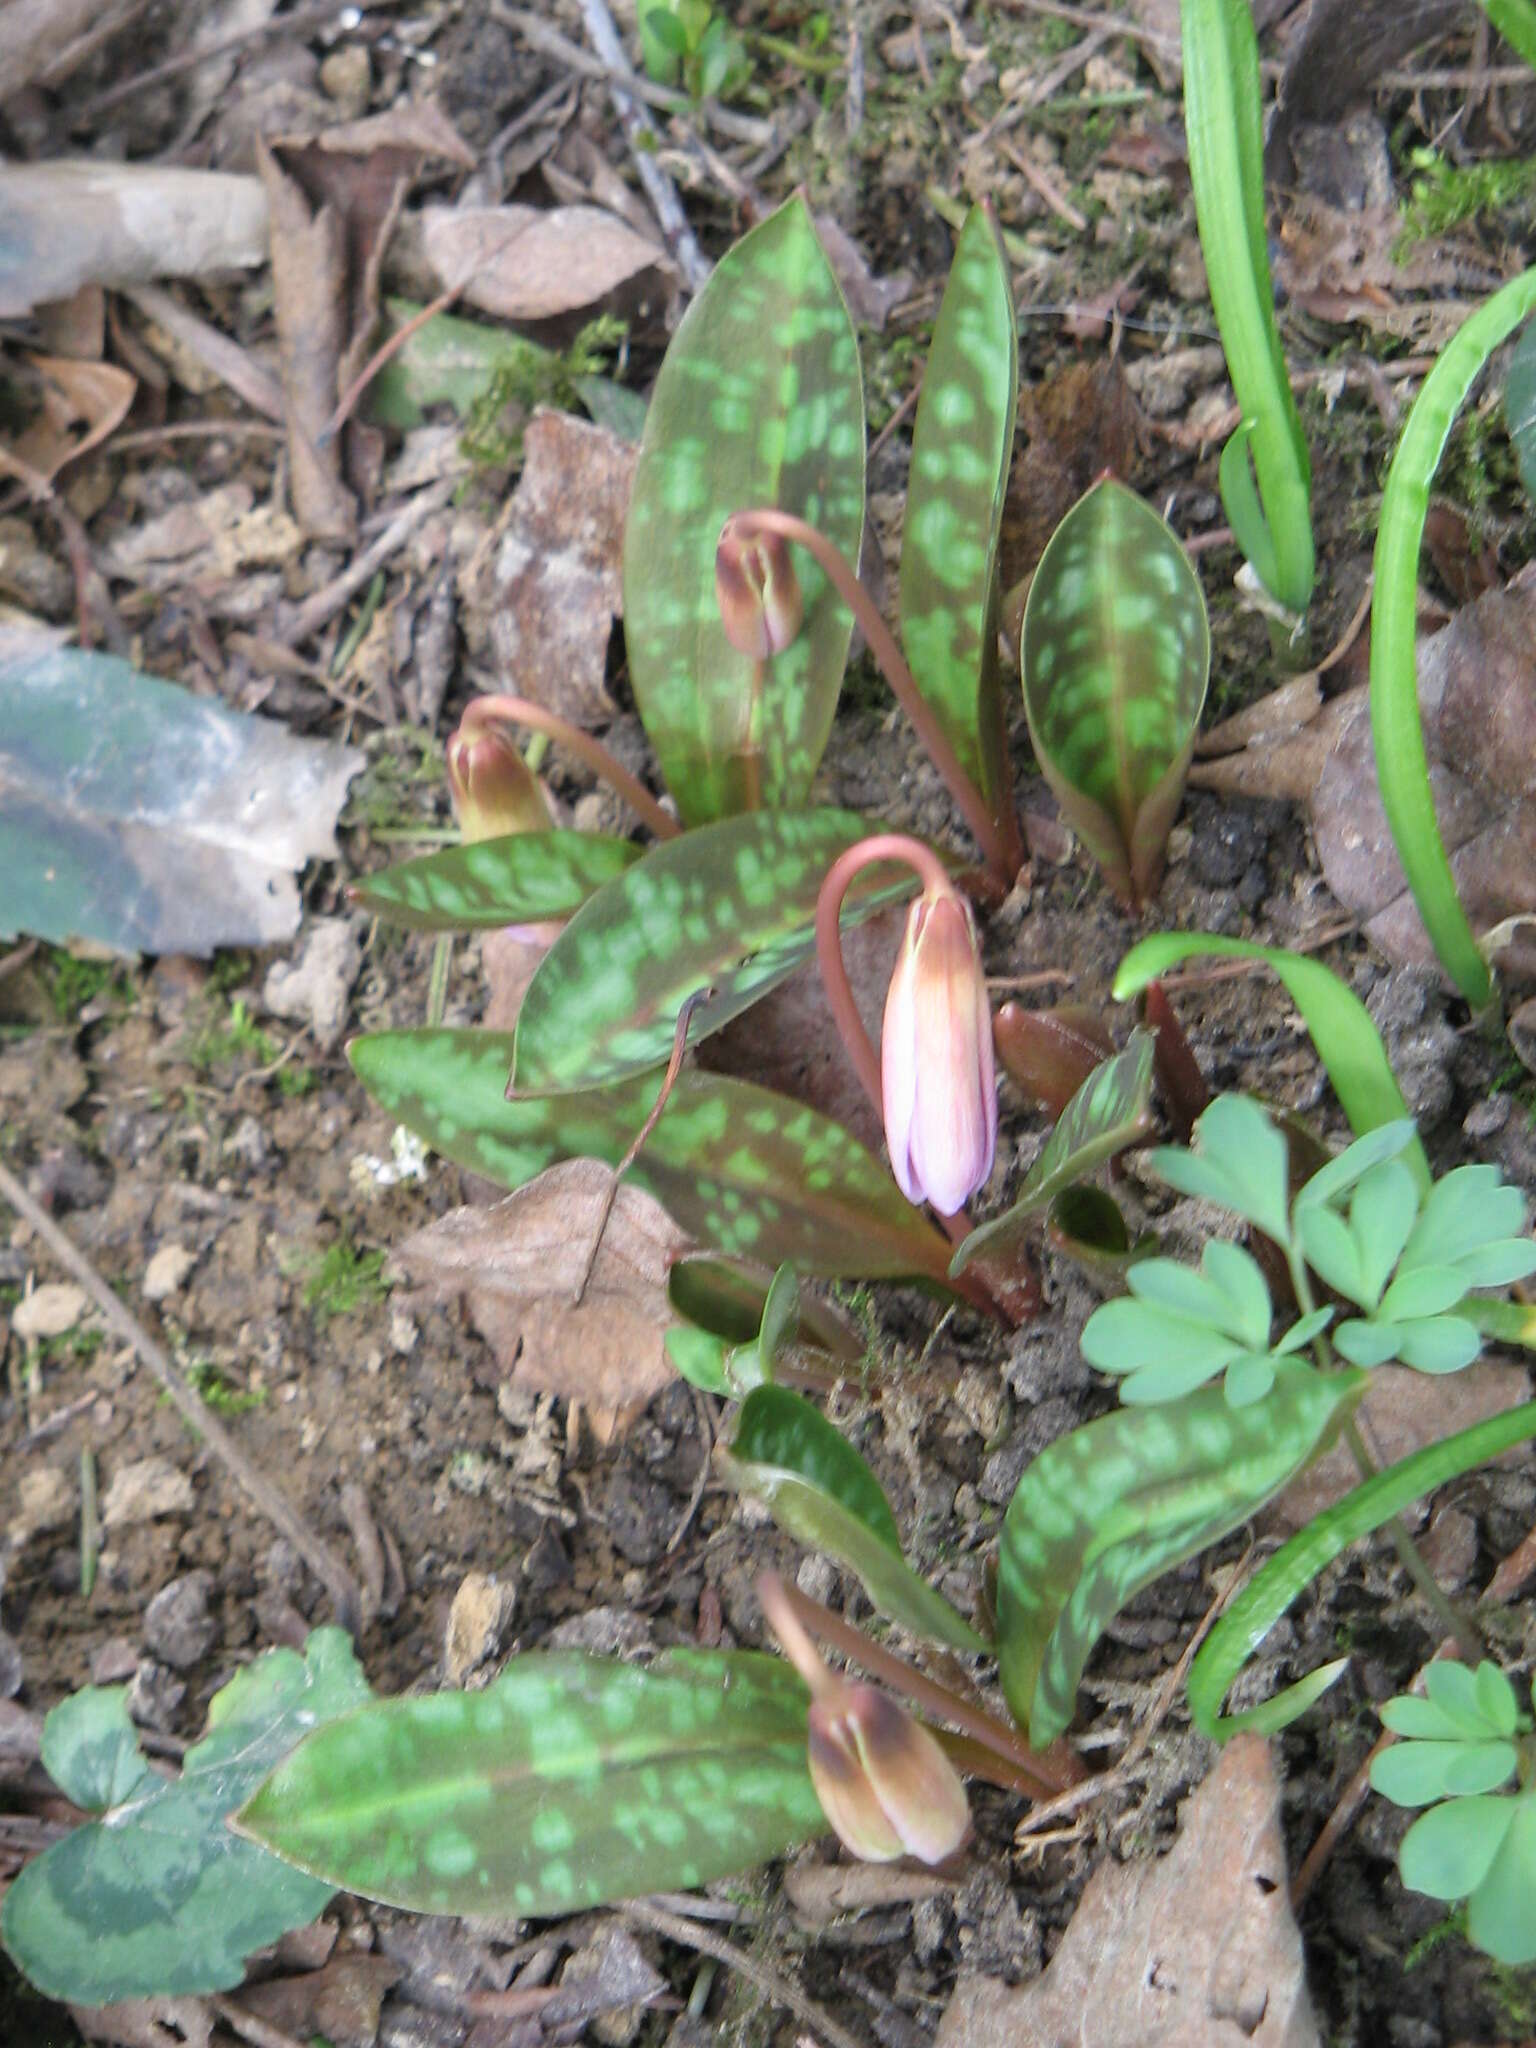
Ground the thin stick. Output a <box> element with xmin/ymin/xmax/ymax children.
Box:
<box><xmin>777</xmin><ymin>1579</ymin><xmax>1080</xmax><ymax>1795</ymax></box>
<box><xmin>321</xmin><ymin>283</ymin><xmax>466</xmax><ymax>444</ymax></box>
<box><xmin>279</xmin><ymin>477</ymin><xmax>457</xmax><ymax>646</ymax></box>
<box><xmin>0</xmin><ymin>1157</ymin><xmax>361</xmax><ymax>1634</ymax></box>
<box><xmin>463</xmin><ymin>693</ymin><xmax>679</xmax><ymax>841</ymax></box>
<box><xmin>726</xmin><ymin>510</ymin><xmax>1022</xmax><ymax>883</ymax></box>
<box><xmin>573</xmin><ymin>0</ymin><xmax>712</xmax><ymax>291</ymax></box>
<box><xmin>621</xmin><ymin>1897</ymin><xmax>866</xmax><ymax>2048</ymax></box>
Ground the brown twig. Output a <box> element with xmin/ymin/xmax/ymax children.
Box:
<box><xmin>620</xmin><ymin>1897</ymin><xmax>867</xmax><ymax>2048</ymax></box>
<box><xmin>321</xmin><ymin>284</ymin><xmax>467</xmax><ymax>444</ymax></box>
<box><xmin>278</xmin><ymin>477</ymin><xmax>457</xmax><ymax>646</ymax></box>
<box><xmin>0</xmin><ymin>1156</ymin><xmax>361</xmax><ymax>1634</ymax></box>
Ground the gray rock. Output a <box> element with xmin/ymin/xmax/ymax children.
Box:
<box><xmin>143</xmin><ymin>1570</ymin><xmax>217</xmax><ymax>1670</ymax></box>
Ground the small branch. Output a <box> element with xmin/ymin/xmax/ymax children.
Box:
<box><xmin>726</xmin><ymin>510</ymin><xmax>1022</xmax><ymax>884</ymax></box>
<box><xmin>620</xmin><ymin>1897</ymin><xmax>866</xmax><ymax>2048</ymax></box>
<box><xmin>279</xmin><ymin>478</ymin><xmax>457</xmax><ymax>646</ymax></box>
<box><xmin>462</xmin><ymin>693</ymin><xmax>679</xmax><ymax>841</ymax></box>
<box><xmin>0</xmin><ymin>1157</ymin><xmax>361</xmax><ymax>1634</ymax></box>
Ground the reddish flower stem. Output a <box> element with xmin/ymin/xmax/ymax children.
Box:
<box><xmin>723</xmin><ymin>509</ymin><xmax>1023</xmax><ymax>887</ymax></box>
<box><xmin>460</xmin><ymin>694</ymin><xmax>680</xmax><ymax>841</ymax></box>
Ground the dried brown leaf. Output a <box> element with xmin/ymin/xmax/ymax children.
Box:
<box><xmin>3</xmin><ymin>354</ymin><xmax>135</xmax><ymax>489</ymax></box>
<box><xmin>389</xmin><ymin>1159</ymin><xmax>689</xmax><ymax>1421</ymax></box>
<box><xmin>487</xmin><ymin>409</ymin><xmax>638</xmax><ymax>727</ymax></box>
<box><xmin>231</xmin><ymin>1955</ymin><xmax>401</xmax><ymax>2048</ymax></box>
<box><xmin>69</xmin><ymin>1998</ymin><xmax>214</xmax><ymax>2048</ymax></box>
<box><xmin>784</xmin><ymin>1858</ymin><xmax>954</xmax><ymax>1928</ymax></box>
<box><xmin>1273</xmin><ymin>193</ymin><xmax>1490</xmax><ymax>344</ymax></box>
<box><xmin>1001</xmin><ymin>360</ymin><xmax>1144</xmax><ymax>583</ymax></box>
<box><xmin>1311</xmin><ymin>585</ymin><xmax>1536</xmax><ymax>982</ymax></box>
<box><xmin>422</xmin><ymin>204</ymin><xmax>667</xmax><ymax>321</ymax></box>
<box><xmin>937</xmin><ymin>1737</ymin><xmax>1318</xmax><ymax>2048</ymax></box>
<box><xmin>813</xmin><ymin>214</ymin><xmax>914</xmax><ymax>331</ymax></box>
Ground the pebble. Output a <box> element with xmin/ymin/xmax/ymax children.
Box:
<box><xmin>143</xmin><ymin>1242</ymin><xmax>197</xmax><ymax>1303</ymax></box>
<box><xmin>102</xmin><ymin>1456</ymin><xmax>195</xmax><ymax>1529</ymax></box>
<box><xmin>443</xmin><ymin>1570</ymin><xmax>517</xmax><ymax>1687</ymax></box>
<box><xmin>143</xmin><ymin>1571</ymin><xmax>217</xmax><ymax>1670</ymax></box>
<box><xmin>12</xmin><ymin>1281</ymin><xmax>89</xmax><ymax>1341</ymax></box>
<box><xmin>127</xmin><ymin>1658</ymin><xmax>186</xmax><ymax>1731</ymax></box>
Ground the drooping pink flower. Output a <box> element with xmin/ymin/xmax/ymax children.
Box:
<box><xmin>445</xmin><ymin>723</ymin><xmax>552</xmax><ymax>843</ymax></box>
<box><xmin>807</xmin><ymin>1679</ymin><xmax>971</xmax><ymax>1865</ymax></box>
<box><xmin>881</xmin><ymin>883</ymin><xmax>997</xmax><ymax>1215</ymax></box>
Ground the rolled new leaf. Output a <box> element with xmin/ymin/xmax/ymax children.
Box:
<box><xmin>1021</xmin><ymin>478</ymin><xmax>1209</xmax><ymax>907</ymax></box>
<box><xmin>899</xmin><ymin>203</ymin><xmax>1018</xmax><ymax>816</ymax></box>
<box><xmin>238</xmin><ymin>1650</ymin><xmax>827</xmax><ymax>1917</ymax></box>
<box><xmin>721</xmin><ymin>1386</ymin><xmax>988</xmax><ymax>1653</ymax></box>
<box><xmin>623</xmin><ymin>194</ymin><xmax>865</xmax><ymax>822</ymax></box>
<box><xmin>997</xmin><ymin>1359</ymin><xmax>1363</xmax><ymax>1745</ymax></box>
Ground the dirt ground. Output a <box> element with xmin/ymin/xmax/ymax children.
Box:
<box><xmin>5</xmin><ymin>3</ymin><xmax>1536</xmax><ymax>2045</ymax></box>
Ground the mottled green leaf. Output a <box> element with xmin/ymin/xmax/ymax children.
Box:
<box><xmin>899</xmin><ymin>204</ymin><xmax>1017</xmax><ymax>811</ymax></box>
<box><xmin>2</xmin><ymin>1631</ymin><xmax>369</xmax><ymax>2006</ymax></box>
<box><xmin>623</xmin><ymin>195</ymin><xmax>865</xmax><ymax>822</ymax></box>
<box><xmin>997</xmin><ymin>1360</ymin><xmax>1361</xmax><ymax>1746</ymax></box>
<box><xmin>1505</xmin><ymin>315</ymin><xmax>1536</xmax><ymax>500</ymax></box>
<box><xmin>1021</xmin><ymin>479</ymin><xmax>1209</xmax><ymax>906</ymax></box>
<box><xmin>665</xmin><ymin>1258</ymin><xmax>859</xmax><ymax>1395</ymax></box>
<box><xmin>238</xmin><ymin>1650</ymin><xmax>825</xmax><ymax>1917</ymax></box>
<box><xmin>1113</xmin><ymin>933</ymin><xmax>1430</xmax><ymax>1193</ymax></box>
<box><xmin>349</xmin><ymin>1030</ymin><xmax>953</xmax><ymax>1281</ymax></box>
<box><xmin>352</xmin><ymin>830</ymin><xmax>641</xmax><ymax>932</ymax></box>
<box><xmin>952</xmin><ymin>1031</ymin><xmax>1155</xmax><ymax>1276</ymax></box>
<box><xmin>1188</xmin><ymin>1398</ymin><xmax>1536</xmax><ymax>1738</ymax></box>
<box><xmin>722</xmin><ymin>1387</ymin><xmax>987</xmax><ymax>1652</ymax></box>
<box><xmin>368</xmin><ymin>298</ymin><xmax>561</xmax><ymax>430</ymax></box>
<box><xmin>512</xmin><ymin>811</ymin><xmax>912</xmax><ymax>1091</ymax></box>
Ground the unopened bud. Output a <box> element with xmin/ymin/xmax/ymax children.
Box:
<box><xmin>807</xmin><ymin>1682</ymin><xmax>971</xmax><ymax>1865</ymax></box>
<box><xmin>446</xmin><ymin>724</ymin><xmax>551</xmax><ymax>843</ymax></box>
<box><xmin>715</xmin><ymin>521</ymin><xmax>803</xmax><ymax>660</ymax></box>
<box><xmin>881</xmin><ymin>882</ymin><xmax>997</xmax><ymax>1215</ymax></box>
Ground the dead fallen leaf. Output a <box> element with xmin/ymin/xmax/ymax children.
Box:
<box><xmin>814</xmin><ymin>214</ymin><xmax>915</xmax><ymax>331</ymax></box>
<box><xmin>0</xmin><ymin>354</ymin><xmax>135</xmax><ymax>492</ymax></box>
<box><xmin>0</xmin><ymin>163</ymin><xmax>268</xmax><ymax>319</ymax></box>
<box><xmin>485</xmin><ymin>408</ymin><xmax>638</xmax><ymax>727</ymax></box>
<box><xmin>784</xmin><ymin>1857</ymin><xmax>955</xmax><ymax>1928</ymax></box>
<box><xmin>1311</xmin><ymin>585</ymin><xmax>1536</xmax><ymax>983</ymax></box>
<box><xmin>1000</xmin><ymin>360</ymin><xmax>1145</xmax><ymax>584</ymax></box>
<box><xmin>937</xmin><ymin>1736</ymin><xmax>1318</xmax><ymax>2048</ymax></box>
<box><xmin>1273</xmin><ymin>192</ymin><xmax>1491</xmax><ymax>344</ymax></box>
<box><xmin>389</xmin><ymin>1159</ymin><xmax>689</xmax><ymax>1426</ymax></box>
<box><xmin>422</xmin><ymin>204</ymin><xmax>668</xmax><ymax>321</ymax></box>
<box><xmin>1267</xmin><ymin>1359</ymin><xmax>1532</xmax><ymax>1534</ymax></box>
<box><xmin>231</xmin><ymin>1955</ymin><xmax>401</xmax><ymax>2048</ymax></box>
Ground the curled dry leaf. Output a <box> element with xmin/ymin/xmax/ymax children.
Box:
<box><xmin>0</xmin><ymin>163</ymin><xmax>269</xmax><ymax>319</ymax></box>
<box><xmin>388</xmin><ymin>1159</ymin><xmax>690</xmax><ymax>1428</ymax></box>
<box><xmin>421</xmin><ymin>204</ymin><xmax>668</xmax><ymax>321</ymax></box>
<box><xmin>3</xmin><ymin>355</ymin><xmax>135</xmax><ymax>489</ymax></box>
<box><xmin>485</xmin><ymin>409</ymin><xmax>639</xmax><ymax>727</ymax></box>
<box><xmin>937</xmin><ymin>1736</ymin><xmax>1318</xmax><ymax>2048</ymax></box>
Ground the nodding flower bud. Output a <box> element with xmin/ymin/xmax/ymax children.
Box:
<box><xmin>715</xmin><ymin>520</ymin><xmax>803</xmax><ymax>660</ymax></box>
<box><xmin>881</xmin><ymin>881</ymin><xmax>997</xmax><ymax>1217</ymax></box>
<box><xmin>757</xmin><ymin>1569</ymin><xmax>970</xmax><ymax>1869</ymax></box>
<box><xmin>445</xmin><ymin>723</ymin><xmax>552</xmax><ymax>843</ymax></box>
<box><xmin>807</xmin><ymin>1680</ymin><xmax>971</xmax><ymax>1866</ymax></box>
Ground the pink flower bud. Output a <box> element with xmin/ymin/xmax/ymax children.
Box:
<box><xmin>807</xmin><ymin>1681</ymin><xmax>971</xmax><ymax>1865</ymax></box>
<box><xmin>715</xmin><ymin>522</ymin><xmax>803</xmax><ymax>659</ymax></box>
<box><xmin>445</xmin><ymin>724</ymin><xmax>552</xmax><ymax>843</ymax></box>
<box><xmin>881</xmin><ymin>884</ymin><xmax>997</xmax><ymax>1215</ymax></box>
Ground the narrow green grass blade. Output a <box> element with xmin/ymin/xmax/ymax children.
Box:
<box><xmin>351</xmin><ymin>831</ymin><xmax>641</xmax><ymax>931</ymax></box>
<box><xmin>1113</xmin><ymin>933</ymin><xmax>1429</xmax><ymax>1191</ymax></box>
<box><xmin>623</xmin><ymin>195</ymin><xmax>865</xmax><ymax>821</ymax></box>
<box><xmin>1188</xmin><ymin>1399</ymin><xmax>1536</xmax><ymax>1737</ymax></box>
<box><xmin>1370</xmin><ymin>265</ymin><xmax>1536</xmax><ymax>1006</ymax></box>
<box><xmin>899</xmin><ymin>204</ymin><xmax>1017</xmax><ymax>811</ymax></box>
<box><xmin>348</xmin><ymin>1030</ymin><xmax>953</xmax><ymax>1281</ymax></box>
<box><xmin>238</xmin><ymin>1651</ymin><xmax>825</xmax><ymax>1917</ymax></box>
<box><xmin>511</xmin><ymin>810</ymin><xmax>913</xmax><ymax>1091</ymax></box>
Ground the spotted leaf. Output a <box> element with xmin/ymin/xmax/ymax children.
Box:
<box><xmin>237</xmin><ymin>1651</ymin><xmax>827</xmax><ymax>1918</ymax></box>
<box><xmin>997</xmin><ymin>1359</ymin><xmax>1361</xmax><ymax>1745</ymax></box>
<box><xmin>1021</xmin><ymin>478</ymin><xmax>1209</xmax><ymax>907</ymax></box>
<box><xmin>899</xmin><ymin>204</ymin><xmax>1017</xmax><ymax>812</ymax></box>
<box><xmin>623</xmin><ymin>195</ymin><xmax>865</xmax><ymax>822</ymax></box>
<box><xmin>512</xmin><ymin>810</ymin><xmax>914</xmax><ymax>1091</ymax></box>
<box><xmin>349</xmin><ymin>1030</ymin><xmax>953</xmax><ymax>1281</ymax></box>
<box><xmin>350</xmin><ymin>830</ymin><xmax>642</xmax><ymax>932</ymax></box>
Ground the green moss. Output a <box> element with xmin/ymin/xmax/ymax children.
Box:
<box><xmin>1397</xmin><ymin>150</ymin><xmax>1536</xmax><ymax>252</ymax></box>
<box><xmin>41</xmin><ymin>953</ymin><xmax>133</xmax><ymax>1023</ymax></box>
<box><xmin>297</xmin><ymin>1240</ymin><xmax>390</xmax><ymax>1322</ymax></box>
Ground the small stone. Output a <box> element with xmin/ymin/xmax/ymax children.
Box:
<box><xmin>319</xmin><ymin>44</ymin><xmax>371</xmax><ymax>117</ymax></box>
<box><xmin>102</xmin><ymin>1456</ymin><xmax>195</xmax><ymax>1528</ymax></box>
<box><xmin>12</xmin><ymin>1282</ymin><xmax>89</xmax><ymax>1341</ymax></box>
<box><xmin>128</xmin><ymin>1659</ymin><xmax>186</xmax><ymax>1731</ymax></box>
<box><xmin>91</xmin><ymin>1636</ymin><xmax>139</xmax><ymax>1684</ymax></box>
<box><xmin>795</xmin><ymin>1554</ymin><xmax>837</xmax><ymax>1605</ymax></box>
<box><xmin>143</xmin><ymin>1571</ymin><xmax>217</xmax><ymax>1669</ymax></box>
<box><xmin>10</xmin><ymin>1465</ymin><xmax>73</xmax><ymax>1546</ymax></box>
<box><xmin>0</xmin><ymin>1631</ymin><xmax>21</xmax><ymax>1698</ymax></box>
<box><xmin>443</xmin><ymin>1570</ymin><xmax>517</xmax><ymax>1687</ymax></box>
<box><xmin>261</xmin><ymin>915</ymin><xmax>367</xmax><ymax>1052</ymax></box>
<box><xmin>545</xmin><ymin>1607</ymin><xmax>653</xmax><ymax>1657</ymax></box>
<box><xmin>601</xmin><ymin>1469</ymin><xmax>674</xmax><ymax>1566</ymax></box>
<box><xmin>226</xmin><ymin>1114</ymin><xmax>277</xmax><ymax>1172</ymax></box>
<box><xmin>1465</xmin><ymin>1095</ymin><xmax>1511</xmax><ymax>1141</ymax></box>
<box><xmin>143</xmin><ymin>1242</ymin><xmax>197</xmax><ymax>1303</ymax></box>
<box><xmin>522</xmin><ymin>1523</ymin><xmax>570</xmax><ymax>1594</ymax></box>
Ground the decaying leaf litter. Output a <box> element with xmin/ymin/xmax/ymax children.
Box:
<box><xmin>3</xmin><ymin>1</ymin><xmax>1536</xmax><ymax>2043</ymax></box>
